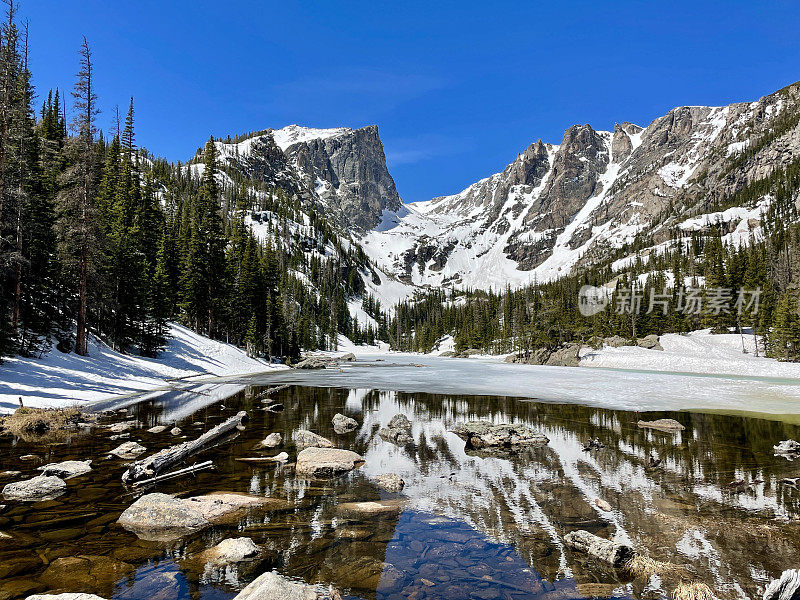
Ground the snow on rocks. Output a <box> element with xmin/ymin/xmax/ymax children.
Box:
<box><xmin>293</xmin><ymin>430</ymin><xmax>334</xmax><ymax>451</ymax></box>
<box><xmin>232</xmin><ymin>570</ymin><xmax>318</xmax><ymax>600</ymax></box>
<box><xmin>451</xmin><ymin>421</ymin><xmax>549</xmax><ymax>451</ymax></box>
<box><xmin>295</xmin><ymin>447</ymin><xmax>364</xmax><ymax>477</ymax></box>
<box><xmin>38</xmin><ymin>460</ymin><xmax>92</xmax><ymax>479</ymax></box>
<box><xmin>2</xmin><ymin>475</ymin><xmax>67</xmax><ymax>501</ymax></box>
<box><xmin>332</xmin><ymin>413</ymin><xmax>359</xmax><ymax>434</ymax></box>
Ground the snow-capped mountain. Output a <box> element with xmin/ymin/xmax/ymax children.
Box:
<box><xmin>363</xmin><ymin>82</ymin><xmax>800</xmax><ymax>289</ymax></box>
<box><xmin>195</xmin><ymin>81</ymin><xmax>800</xmax><ymax>299</ymax></box>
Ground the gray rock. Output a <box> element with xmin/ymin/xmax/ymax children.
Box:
<box><xmin>378</xmin><ymin>414</ymin><xmax>413</xmax><ymax>445</ymax></box>
<box><xmin>375</xmin><ymin>474</ymin><xmax>405</xmax><ymax>493</ymax></box>
<box><xmin>637</xmin><ymin>334</ymin><xmax>663</xmax><ymax>351</ymax></box>
<box><xmin>336</xmin><ymin>499</ymin><xmax>406</xmax><ymax>518</ymax></box>
<box><xmin>452</xmin><ymin>421</ymin><xmax>549</xmax><ymax>450</ymax></box>
<box><xmin>764</xmin><ymin>569</ymin><xmax>800</xmax><ymax>600</ymax></box>
<box><xmin>109</xmin><ymin>441</ymin><xmax>147</xmax><ymax>459</ymax></box>
<box><xmin>340</xmin><ymin>352</ymin><xmax>356</xmax><ymax>361</ymax></box>
<box><xmin>147</xmin><ymin>425</ymin><xmax>168</xmax><ymax>434</ymax></box>
<box><xmin>293</xmin><ymin>429</ymin><xmax>334</xmax><ymax>451</ymax></box>
<box><xmin>38</xmin><ymin>460</ymin><xmax>92</xmax><ymax>479</ymax></box>
<box><xmin>604</xmin><ymin>335</ymin><xmax>631</xmax><ymax>348</ymax></box>
<box><xmin>545</xmin><ymin>343</ymin><xmax>582</xmax><ymax>367</ymax></box>
<box><xmin>109</xmin><ymin>433</ymin><xmax>130</xmax><ymax>440</ymax></box>
<box><xmin>109</xmin><ymin>422</ymin><xmax>134</xmax><ymax>433</ymax></box>
<box><xmin>295</xmin><ymin>447</ymin><xmax>364</xmax><ymax>477</ymax></box>
<box><xmin>200</xmin><ymin>537</ymin><xmax>260</xmax><ymax>564</ymax></box>
<box><xmin>232</xmin><ymin>570</ymin><xmax>317</xmax><ymax>600</ymax></box>
<box><xmin>170</xmin><ymin>427</ymin><xmax>182</xmax><ymax>436</ymax></box>
<box><xmin>2</xmin><ymin>475</ymin><xmax>67</xmax><ymax>501</ymax></box>
<box><xmin>637</xmin><ymin>418</ymin><xmax>685</xmax><ymax>432</ymax></box>
<box><xmin>564</xmin><ymin>529</ymin><xmax>635</xmax><ymax>567</ymax></box>
<box><xmin>294</xmin><ymin>357</ymin><xmax>330</xmax><ymax>369</ymax></box>
<box><xmin>332</xmin><ymin>413</ymin><xmax>358</xmax><ymax>434</ymax></box>
<box><xmin>259</xmin><ymin>432</ymin><xmax>282</xmax><ymax>448</ymax></box>
<box><xmin>118</xmin><ymin>492</ymin><xmax>290</xmax><ymax>541</ymax></box>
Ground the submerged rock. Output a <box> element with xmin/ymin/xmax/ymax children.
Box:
<box><xmin>451</xmin><ymin>421</ymin><xmax>549</xmax><ymax>450</ymax></box>
<box><xmin>109</xmin><ymin>441</ymin><xmax>147</xmax><ymax>459</ymax></box>
<box><xmin>375</xmin><ymin>473</ymin><xmax>405</xmax><ymax>493</ymax></box>
<box><xmin>232</xmin><ymin>571</ymin><xmax>317</xmax><ymax>600</ymax></box>
<box><xmin>637</xmin><ymin>418</ymin><xmax>685</xmax><ymax>432</ymax></box>
<box><xmin>564</xmin><ymin>529</ymin><xmax>635</xmax><ymax>567</ymax></box>
<box><xmin>2</xmin><ymin>475</ymin><xmax>67</xmax><ymax>501</ymax></box>
<box><xmin>332</xmin><ymin>413</ymin><xmax>359</xmax><ymax>434</ymax></box>
<box><xmin>378</xmin><ymin>414</ymin><xmax>414</xmax><ymax>445</ymax></box>
<box><xmin>296</xmin><ymin>447</ymin><xmax>364</xmax><ymax>477</ymax></box>
<box><xmin>147</xmin><ymin>425</ymin><xmax>168</xmax><ymax>434</ymax></box>
<box><xmin>293</xmin><ymin>429</ymin><xmax>334</xmax><ymax>451</ymax></box>
<box><xmin>259</xmin><ymin>432</ymin><xmax>283</xmax><ymax>448</ymax></box>
<box><xmin>38</xmin><ymin>460</ymin><xmax>92</xmax><ymax>479</ymax></box>
<box><xmin>336</xmin><ymin>499</ymin><xmax>406</xmax><ymax>518</ymax></box>
<box><xmin>764</xmin><ymin>569</ymin><xmax>800</xmax><ymax>600</ymax></box>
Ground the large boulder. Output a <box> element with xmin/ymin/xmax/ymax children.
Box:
<box><xmin>332</xmin><ymin>413</ymin><xmax>358</xmax><ymax>434</ymax></box>
<box><xmin>339</xmin><ymin>352</ymin><xmax>356</xmax><ymax>362</ymax></box>
<box><xmin>38</xmin><ymin>460</ymin><xmax>92</xmax><ymax>479</ymax></box>
<box><xmin>378</xmin><ymin>414</ymin><xmax>413</xmax><ymax>445</ymax></box>
<box><xmin>545</xmin><ymin>343</ymin><xmax>582</xmax><ymax>367</ymax></box>
<box><xmin>293</xmin><ymin>430</ymin><xmax>334</xmax><ymax>451</ymax></box>
<box><xmin>118</xmin><ymin>492</ymin><xmax>289</xmax><ymax>540</ymax></box>
<box><xmin>604</xmin><ymin>335</ymin><xmax>631</xmax><ymax>348</ymax></box>
<box><xmin>295</xmin><ymin>447</ymin><xmax>364</xmax><ymax>477</ymax></box>
<box><xmin>452</xmin><ymin>421</ymin><xmax>549</xmax><ymax>451</ymax></box>
<box><xmin>233</xmin><ymin>571</ymin><xmax>317</xmax><ymax>600</ymax></box>
<box><xmin>637</xmin><ymin>334</ymin><xmax>663</xmax><ymax>351</ymax></box>
<box><xmin>2</xmin><ymin>475</ymin><xmax>67</xmax><ymax>501</ymax></box>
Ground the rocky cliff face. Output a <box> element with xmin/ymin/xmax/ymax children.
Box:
<box><xmin>210</xmin><ymin>124</ymin><xmax>403</xmax><ymax>231</ymax></box>
<box><xmin>361</xmin><ymin>81</ymin><xmax>800</xmax><ymax>289</ymax></box>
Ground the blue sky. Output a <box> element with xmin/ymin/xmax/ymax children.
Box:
<box><xmin>22</xmin><ymin>0</ymin><xmax>800</xmax><ymax>203</ymax></box>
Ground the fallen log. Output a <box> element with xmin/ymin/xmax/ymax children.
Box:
<box><xmin>122</xmin><ymin>411</ymin><xmax>248</xmax><ymax>484</ymax></box>
<box><xmin>256</xmin><ymin>384</ymin><xmax>291</xmax><ymax>400</ymax></box>
<box><xmin>563</xmin><ymin>529</ymin><xmax>635</xmax><ymax>567</ymax></box>
<box><xmin>132</xmin><ymin>460</ymin><xmax>215</xmax><ymax>488</ymax></box>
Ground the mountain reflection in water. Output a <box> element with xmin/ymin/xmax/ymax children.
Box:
<box><xmin>1</xmin><ymin>384</ymin><xmax>799</xmax><ymax>600</ymax></box>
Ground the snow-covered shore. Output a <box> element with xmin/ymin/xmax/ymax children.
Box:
<box><xmin>0</xmin><ymin>324</ymin><xmax>286</xmax><ymax>413</ymax></box>
<box><xmin>579</xmin><ymin>329</ymin><xmax>800</xmax><ymax>379</ymax></box>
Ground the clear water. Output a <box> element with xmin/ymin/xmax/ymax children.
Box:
<box><xmin>2</xmin><ymin>365</ymin><xmax>800</xmax><ymax>599</ymax></box>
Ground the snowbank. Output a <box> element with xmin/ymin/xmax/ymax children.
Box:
<box><xmin>0</xmin><ymin>324</ymin><xmax>285</xmax><ymax>413</ymax></box>
<box><xmin>580</xmin><ymin>329</ymin><xmax>800</xmax><ymax>378</ymax></box>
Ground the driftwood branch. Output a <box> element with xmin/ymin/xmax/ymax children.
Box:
<box><xmin>132</xmin><ymin>460</ymin><xmax>215</xmax><ymax>488</ymax></box>
<box><xmin>122</xmin><ymin>411</ymin><xmax>248</xmax><ymax>484</ymax></box>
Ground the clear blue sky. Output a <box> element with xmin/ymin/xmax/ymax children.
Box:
<box><xmin>22</xmin><ymin>0</ymin><xmax>800</xmax><ymax>203</ymax></box>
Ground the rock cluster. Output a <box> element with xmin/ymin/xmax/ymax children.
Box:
<box><xmin>451</xmin><ymin>421</ymin><xmax>549</xmax><ymax>451</ymax></box>
<box><xmin>378</xmin><ymin>414</ymin><xmax>413</xmax><ymax>445</ymax></box>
